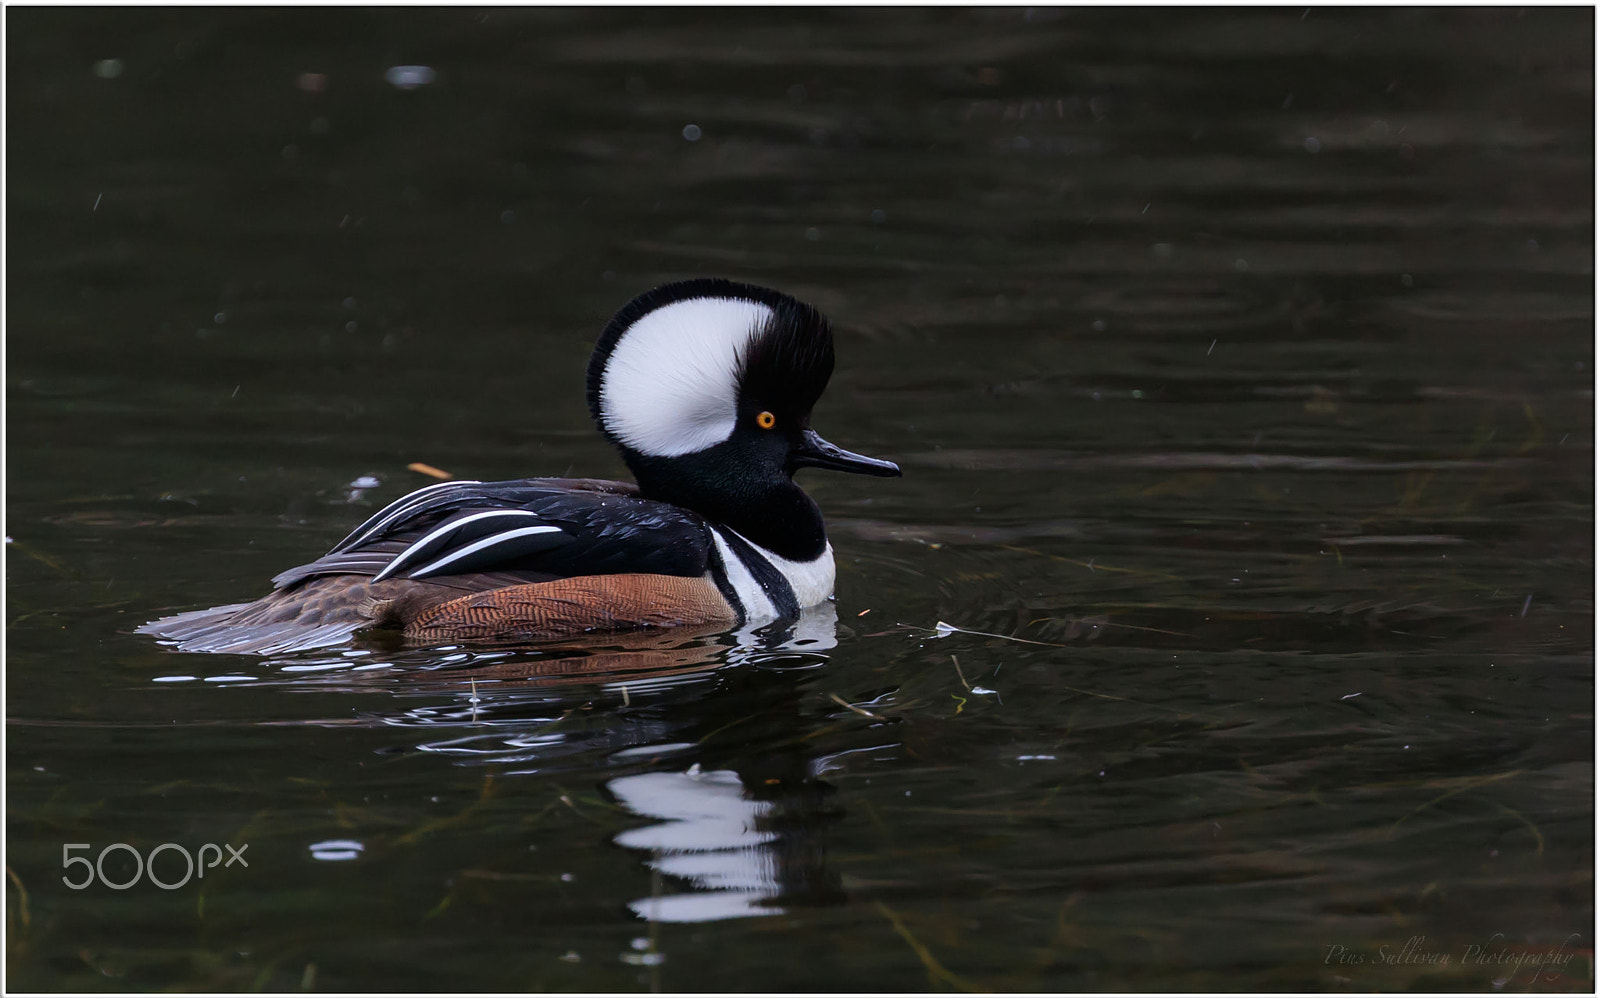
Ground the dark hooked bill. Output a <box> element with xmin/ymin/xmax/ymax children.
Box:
<box><xmin>792</xmin><ymin>428</ymin><xmax>901</xmax><ymax>477</ymax></box>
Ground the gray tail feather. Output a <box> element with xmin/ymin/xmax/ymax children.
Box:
<box><xmin>136</xmin><ymin>604</ymin><xmax>365</xmax><ymax>656</ymax></box>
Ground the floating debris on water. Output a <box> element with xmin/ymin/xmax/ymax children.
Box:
<box><xmin>924</xmin><ymin>621</ymin><xmax>1063</xmax><ymax>647</ymax></box>
<box><xmin>828</xmin><ymin>693</ymin><xmax>882</xmax><ymax>719</ymax></box>
<box><xmin>408</xmin><ymin>462</ymin><xmax>452</xmax><ymax>479</ymax></box>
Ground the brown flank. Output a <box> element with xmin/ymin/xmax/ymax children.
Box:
<box><xmin>405</xmin><ymin>573</ymin><xmax>737</xmax><ymax>643</ymax></box>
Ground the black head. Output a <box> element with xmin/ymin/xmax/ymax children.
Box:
<box><xmin>585</xmin><ymin>278</ymin><xmax>899</xmax><ymax>560</ymax></box>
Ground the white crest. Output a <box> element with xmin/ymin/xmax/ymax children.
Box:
<box><xmin>599</xmin><ymin>296</ymin><xmax>774</xmax><ymax>457</ymax></box>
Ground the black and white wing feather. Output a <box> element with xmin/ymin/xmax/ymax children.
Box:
<box><xmin>371</xmin><ymin>509</ymin><xmax>566</xmax><ymax>581</ymax></box>
<box><xmin>326</xmin><ymin>479</ymin><xmax>487</xmax><ymax>555</ymax></box>
<box><xmin>271</xmin><ymin>478</ymin><xmax>715</xmax><ymax>590</ymax></box>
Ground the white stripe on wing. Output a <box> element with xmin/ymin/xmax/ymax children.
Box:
<box><xmin>372</xmin><ymin>508</ymin><xmax>548</xmax><ymax>582</ymax></box>
<box><xmin>335</xmin><ymin>479</ymin><xmax>483</xmax><ymax>552</ymax></box>
<box><xmin>404</xmin><ymin>525</ymin><xmax>565</xmax><ymax>579</ymax></box>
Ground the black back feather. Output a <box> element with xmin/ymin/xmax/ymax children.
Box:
<box><xmin>272</xmin><ymin>478</ymin><xmax>717</xmax><ymax>589</ymax></box>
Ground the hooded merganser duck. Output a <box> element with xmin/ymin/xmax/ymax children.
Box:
<box><xmin>138</xmin><ymin>278</ymin><xmax>900</xmax><ymax>655</ymax></box>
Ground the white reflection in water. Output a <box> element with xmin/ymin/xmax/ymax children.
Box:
<box><xmin>601</xmin><ymin>605</ymin><xmax>841</xmax><ymax>921</ymax></box>
<box><xmin>729</xmin><ymin>602</ymin><xmax>839</xmax><ymax>662</ymax></box>
<box><xmin>610</xmin><ymin>766</ymin><xmax>781</xmax><ymax>922</ymax></box>
<box><xmin>309</xmin><ymin>839</ymin><xmax>364</xmax><ymax>861</ymax></box>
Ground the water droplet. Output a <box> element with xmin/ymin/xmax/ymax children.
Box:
<box><xmin>93</xmin><ymin>58</ymin><xmax>124</xmax><ymax>80</ymax></box>
<box><xmin>1303</xmin><ymin>136</ymin><xmax>1321</xmax><ymax>153</ymax></box>
<box><xmin>681</xmin><ymin>123</ymin><xmax>702</xmax><ymax>142</ymax></box>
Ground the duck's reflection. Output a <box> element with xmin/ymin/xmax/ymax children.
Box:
<box><xmin>175</xmin><ymin>603</ymin><xmax>858</xmax><ymax>922</ymax></box>
<box><xmin>600</xmin><ymin>604</ymin><xmax>848</xmax><ymax>921</ymax></box>
<box><xmin>611</xmin><ymin>765</ymin><xmax>781</xmax><ymax>921</ymax></box>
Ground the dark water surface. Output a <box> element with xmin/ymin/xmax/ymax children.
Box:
<box><xmin>8</xmin><ymin>8</ymin><xmax>1594</xmax><ymax>992</ymax></box>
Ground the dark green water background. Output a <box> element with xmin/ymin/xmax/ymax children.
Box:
<box><xmin>7</xmin><ymin>8</ymin><xmax>1593</xmax><ymax>992</ymax></box>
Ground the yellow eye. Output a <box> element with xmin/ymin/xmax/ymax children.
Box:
<box><xmin>755</xmin><ymin>410</ymin><xmax>776</xmax><ymax>429</ymax></box>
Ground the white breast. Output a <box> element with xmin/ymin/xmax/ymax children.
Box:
<box><xmin>761</xmin><ymin>540</ymin><xmax>836</xmax><ymax>609</ymax></box>
<box><xmin>707</xmin><ymin>530</ymin><xmax>777</xmax><ymax>624</ymax></box>
<box><xmin>709</xmin><ymin>530</ymin><xmax>836</xmax><ymax>626</ymax></box>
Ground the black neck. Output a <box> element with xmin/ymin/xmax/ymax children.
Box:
<box><xmin>625</xmin><ymin>451</ymin><xmax>828</xmax><ymax>562</ymax></box>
